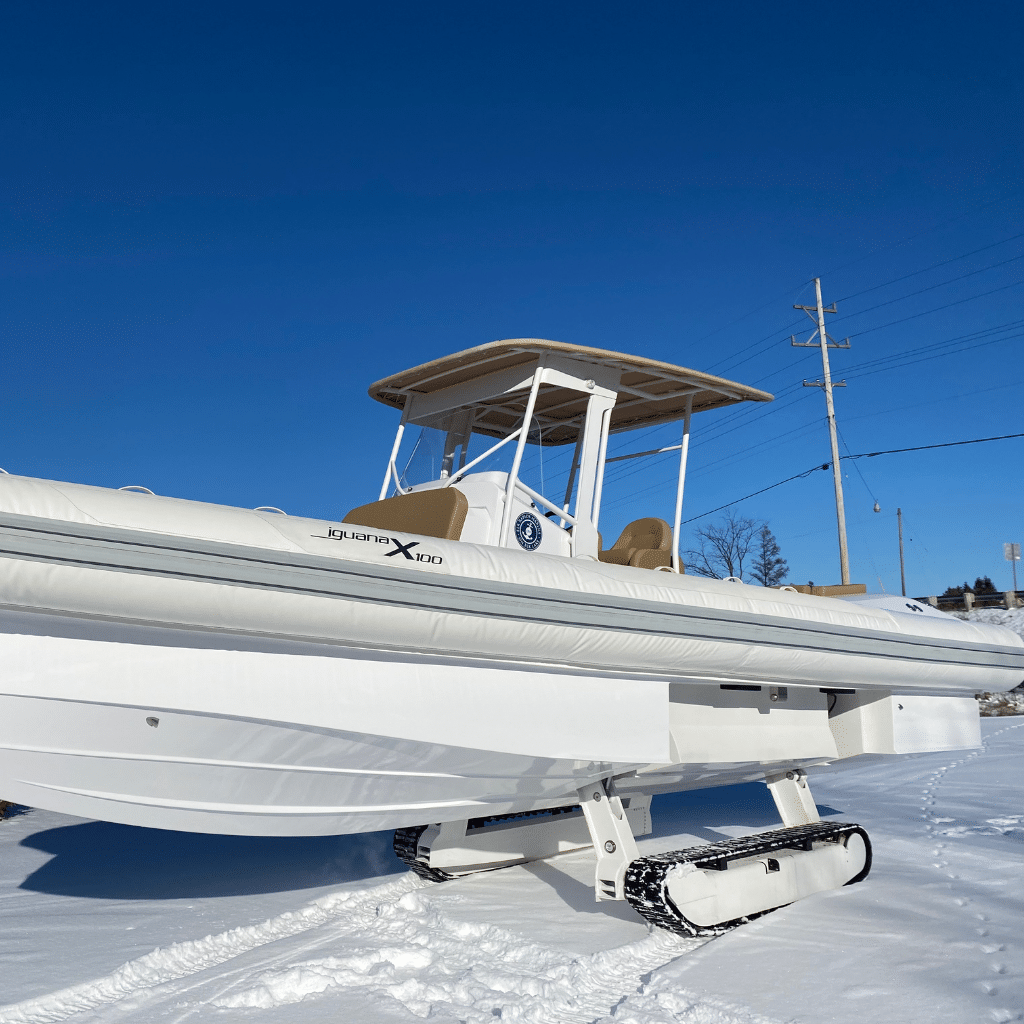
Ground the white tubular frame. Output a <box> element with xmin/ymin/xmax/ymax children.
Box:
<box><xmin>591</xmin><ymin>405</ymin><xmax>612</xmax><ymax>532</ymax></box>
<box><xmin>440</xmin><ymin>409</ymin><xmax>474</xmax><ymax>479</ymax></box>
<box><xmin>446</xmin><ymin>427</ymin><xmax>522</xmax><ymax>484</ymax></box>
<box><xmin>561</xmin><ymin>435</ymin><xmax>583</xmax><ymax>528</ymax></box>
<box><xmin>499</xmin><ymin>363</ymin><xmax>545</xmax><ymax>547</ymax></box>
<box><xmin>605</xmin><ymin>442</ymin><xmax>682</xmax><ymax>464</ymax></box>
<box><xmin>379</xmin><ymin>406</ymin><xmax>410</xmax><ymax>500</ymax></box>
<box><xmin>671</xmin><ymin>395</ymin><xmax>693</xmax><ymax>573</ymax></box>
<box><xmin>377</xmin><ymin>354</ymin><xmax>623</xmax><ymax>557</ymax></box>
<box><xmin>517</xmin><ymin>479</ymin><xmax>577</xmax><ymax>525</ymax></box>
<box><xmin>570</xmin><ymin>391</ymin><xmax>615</xmax><ymax>559</ymax></box>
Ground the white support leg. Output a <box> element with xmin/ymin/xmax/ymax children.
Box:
<box><xmin>577</xmin><ymin>778</ymin><xmax>640</xmax><ymax>901</ymax></box>
<box><xmin>416</xmin><ymin>818</ymin><xmax>470</xmax><ymax>861</ymax></box>
<box><xmin>765</xmin><ymin>768</ymin><xmax>820</xmax><ymax>827</ymax></box>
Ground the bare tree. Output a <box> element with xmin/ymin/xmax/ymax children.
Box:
<box><xmin>684</xmin><ymin>512</ymin><xmax>761</xmax><ymax>580</ymax></box>
<box><xmin>749</xmin><ymin>524</ymin><xmax>789</xmax><ymax>587</ymax></box>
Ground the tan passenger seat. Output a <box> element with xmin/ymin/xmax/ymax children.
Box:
<box><xmin>598</xmin><ymin>517</ymin><xmax>674</xmax><ymax>571</ymax></box>
<box><xmin>343</xmin><ymin>488</ymin><xmax>469</xmax><ymax>541</ymax></box>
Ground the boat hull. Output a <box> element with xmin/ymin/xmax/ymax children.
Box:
<box><xmin>0</xmin><ymin>688</ymin><xmax>591</xmax><ymax>836</ymax></box>
<box><xmin>0</xmin><ymin>609</ymin><xmax>671</xmax><ymax>834</ymax></box>
<box><xmin>0</xmin><ymin>475</ymin><xmax>1021</xmax><ymax>835</ymax></box>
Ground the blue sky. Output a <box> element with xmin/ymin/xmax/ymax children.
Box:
<box><xmin>2</xmin><ymin>0</ymin><xmax>1022</xmax><ymax>595</ymax></box>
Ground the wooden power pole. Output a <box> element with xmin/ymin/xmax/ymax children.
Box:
<box><xmin>792</xmin><ymin>278</ymin><xmax>852</xmax><ymax>585</ymax></box>
<box><xmin>897</xmin><ymin>507</ymin><xmax>906</xmax><ymax>596</ymax></box>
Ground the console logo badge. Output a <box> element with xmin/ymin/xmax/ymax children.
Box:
<box><xmin>514</xmin><ymin>511</ymin><xmax>542</xmax><ymax>551</ymax></box>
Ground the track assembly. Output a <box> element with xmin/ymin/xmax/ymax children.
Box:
<box><xmin>397</xmin><ymin>816</ymin><xmax>872</xmax><ymax>937</ymax></box>
<box><xmin>393</xmin><ymin>824</ymin><xmax>454</xmax><ymax>883</ymax></box>
<box><xmin>623</xmin><ymin>821</ymin><xmax>871</xmax><ymax>935</ymax></box>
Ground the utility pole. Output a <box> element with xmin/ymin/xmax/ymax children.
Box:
<box><xmin>792</xmin><ymin>278</ymin><xmax>852</xmax><ymax>585</ymax></box>
<box><xmin>897</xmin><ymin>507</ymin><xmax>906</xmax><ymax>597</ymax></box>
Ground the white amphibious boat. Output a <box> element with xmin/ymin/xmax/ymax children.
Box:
<box><xmin>1</xmin><ymin>339</ymin><xmax>1021</xmax><ymax>934</ymax></box>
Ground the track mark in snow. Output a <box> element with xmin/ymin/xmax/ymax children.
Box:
<box><xmin>0</xmin><ymin>874</ymin><xmax>428</xmax><ymax>1024</ymax></box>
<box><xmin>918</xmin><ymin>721</ymin><xmax>1024</xmax><ymax>1022</ymax></box>
<box><xmin>840</xmin><ymin>986</ymin><xmax>886</xmax><ymax>999</ymax></box>
<box><xmin>935</xmin><ymin>814</ymin><xmax>1024</xmax><ymax>838</ymax></box>
<box><xmin>210</xmin><ymin>888</ymin><xmax>704</xmax><ymax>1023</ymax></box>
<box><xmin>595</xmin><ymin>981</ymin><xmax>783</xmax><ymax>1023</ymax></box>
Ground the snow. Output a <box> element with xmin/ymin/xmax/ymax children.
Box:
<box><xmin>962</xmin><ymin>609</ymin><xmax>1024</xmax><ymax>716</ymax></box>
<box><xmin>1</xmin><ymin>718</ymin><xmax>1022</xmax><ymax>1023</ymax></box>
<box><xmin>960</xmin><ymin>607</ymin><xmax>1024</xmax><ymax>636</ymax></box>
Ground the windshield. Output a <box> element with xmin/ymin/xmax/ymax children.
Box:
<box><xmin>392</xmin><ymin>412</ymin><xmax>580</xmax><ymax>513</ymax></box>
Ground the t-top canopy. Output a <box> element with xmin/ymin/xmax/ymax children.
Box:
<box><xmin>369</xmin><ymin>338</ymin><xmax>772</xmax><ymax>445</ymax></box>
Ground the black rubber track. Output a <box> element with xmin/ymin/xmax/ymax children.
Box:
<box><xmin>623</xmin><ymin>821</ymin><xmax>872</xmax><ymax>937</ymax></box>
<box><xmin>393</xmin><ymin>805</ymin><xmax>584</xmax><ymax>882</ymax></box>
<box><xmin>392</xmin><ymin>825</ymin><xmax>454</xmax><ymax>883</ymax></box>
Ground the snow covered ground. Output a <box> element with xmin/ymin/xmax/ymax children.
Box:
<box><xmin>964</xmin><ymin>609</ymin><xmax>1024</xmax><ymax>715</ymax></box>
<box><xmin>1</xmin><ymin>716</ymin><xmax>1022</xmax><ymax>1024</ymax></box>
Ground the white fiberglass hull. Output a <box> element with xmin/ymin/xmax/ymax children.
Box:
<box><xmin>0</xmin><ymin>611</ymin><xmax>835</xmax><ymax>835</ymax></box>
<box><xmin>0</xmin><ymin>474</ymin><xmax>1021</xmax><ymax>835</ymax></box>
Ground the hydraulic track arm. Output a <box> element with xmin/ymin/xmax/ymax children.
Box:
<box><xmin>577</xmin><ymin>777</ymin><xmax>640</xmax><ymax>901</ymax></box>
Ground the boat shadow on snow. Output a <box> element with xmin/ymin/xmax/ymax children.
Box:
<box><xmin>17</xmin><ymin>822</ymin><xmax>403</xmax><ymax>900</ymax></box>
<box><xmin>649</xmin><ymin>781</ymin><xmax>842</xmax><ymax>843</ymax></box>
<box><xmin>15</xmin><ymin>781</ymin><xmax>845</xmax><ymax>904</ymax></box>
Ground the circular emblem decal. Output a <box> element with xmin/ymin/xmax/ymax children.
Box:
<box><xmin>514</xmin><ymin>511</ymin><xmax>543</xmax><ymax>551</ymax></box>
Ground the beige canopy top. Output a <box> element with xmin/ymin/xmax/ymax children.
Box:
<box><xmin>369</xmin><ymin>338</ymin><xmax>772</xmax><ymax>445</ymax></box>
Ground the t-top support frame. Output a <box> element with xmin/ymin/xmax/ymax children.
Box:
<box><xmin>379</xmin><ymin>353</ymin><xmax>619</xmax><ymax>560</ymax></box>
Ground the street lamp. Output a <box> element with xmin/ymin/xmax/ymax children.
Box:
<box><xmin>1005</xmin><ymin>542</ymin><xmax>1021</xmax><ymax>593</ymax></box>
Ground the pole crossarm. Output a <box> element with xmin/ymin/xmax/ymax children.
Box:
<box><xmin>791</xmin><ymin>301</ymin><xmax>850</xmax><ymax>348</ymax></box>
<box><xmin>791</xmin><ymin>335</ymin><xmax>851</xmax><ymax>348</ymax></box>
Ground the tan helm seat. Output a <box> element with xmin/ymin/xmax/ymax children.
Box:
<box><xmin>343</xmin><ymin>488</ymin><xmax>469</xmax><ymax>541</ymax></box>
<box><xmin>598</xmin><ymin>517</ymin><xmax>674</xmax><ymax>571</ymax></box>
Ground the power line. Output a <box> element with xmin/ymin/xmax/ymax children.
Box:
<box><xmin>825</xmin><ymin>319</ymin><xmax>1024</xmax><ymax>387</ymax></box>
<box><xmin>848</xmin><ymin>277</ymin><xmax>1024</xmax><ymax>338</ymax></box>
<box><xmin>840</xmin><ymin>431</ymin><xmax>1024</xmax><ymax>462</ymax></box>
<box><xmin>681</xmin><ymin>430</ymin><xmax>1024</xmax><ymax>524</ymax></box>
<box><xmin>706</xmin><ymin>316</ymin><xmax>806</xmax><ymax>376</ymax></box>
<box><xmin>696</xmin><ymin>281</ymin><xmax>815</xmax><ymax>366</ymax></box>
<box><xmin>818</xmin><ymin>184</ymin><xmax>1024</xmax><ymax>282</ymax></box>
<box><xmin>608</xmin><ymin>260</ymin><xmax>1023</xmax><ymax>514</ymax></box>
<box><xmin>706</xmin><ymin>255</ymin><xmax>1023</xmax><ymax>389</ymax></box>
<box><xmin>843</xmin><ymin>318</ymin><xmax>1024</xmax><ymax>374</ymax></box>
<box><xmin>615</xmin><ymin>315</ymin><xmax>1022</xmax><ymax>508</ymax></box>
<box><xmin>834</xmin><ymin>229</ymin><xmax>1024</xmax><ymax>304</ymax></box>
<box><xmin>682</xmin><ymin>463</ymin><xmax>831</xmax><ymax>524</ymax></box>
<box><xmin>845</xmin><ymin>328</ymin><xmax>1024</xmax><ymax>383</ymax></box>
<box><xmin>686</xmin><ymin>190</ymin><xmax>1024</xmax><ymax>393</ymax></box>
<box><xmin>703</xmin><ymin>269</ymin><xmax>1020</xmax><ymax>396</ymax></box>
<box><xmin>843</xmin><ymin>375</ymin><xmax>1024</xmax><ymax>425</ymax></box>
<box><xmin>837</xmin><ymin>426</ymin><xmax>880</xmax><ymax>508</ymax></box>
<box><xmin>600</xmin><ymin>386</ymin><xmax>817</xmax><ymax>498</ymax></box>
<box><xmin>601</xmin><ymin>407</ymin><xmax>824</xmax><ymax>509</ymax></box>
<box><xmin>831</xmin><ymin>250</ymin><xmax>1024</xmax><ymax>325</ymax></box>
